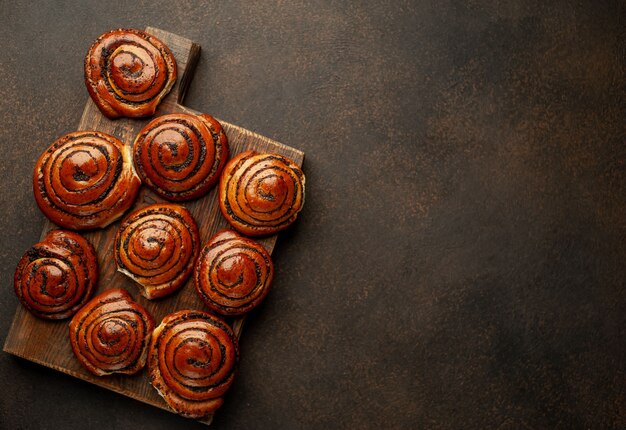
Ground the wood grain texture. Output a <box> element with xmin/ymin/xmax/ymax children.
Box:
<box><xmin>3</xmin><ymin>27</ymin><xmax>304</xmax><ymax>426</ymax></box>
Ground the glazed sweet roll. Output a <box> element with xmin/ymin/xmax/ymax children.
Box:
<box><xmin>69</xmin><ymin>288</ymin><xmax>154</xmax><ymax>376</ymax></box>
<box><xmin>33</xmin><ymin>131</ymin><xmax>141</xmax><ymax>230</ymax></box>
<box><xmin>84</xmin><ymin>28</ymin><xmax>177</xmax><ymax>118</ymax></box>
<box><xmin>148</xmin><ymin>310</ymin><xmax>239</xmax><ymax>418</ymax></box>
<box><xmin>195</xmin><ymin>229</ymin><xmax>274</xmax><ymax>316</ymax></box>
<box><xmin>218</xmin><ymin>151</ymin><xmax>305</xmax><ymax>236</ymax></box>
<box><xmin>133</xmin><ymin>113</ymin><xmax>229</xmax><ymax>201</ymax></box>
<box><xmin>13</xmin><ymin>230</ymin><xmax>98</xmax><ymax>320</ymax></box>
<box><xmin>114</xmin><ymin>204</ymin><xmax>199</xmax><ymax>299</ymax></box>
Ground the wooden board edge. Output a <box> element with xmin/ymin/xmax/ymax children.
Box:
<box><xmin>3</xmin><ymin>342</ymin><xmax>214</xmax><ymax>426</ymax></box>
<box><xmin>176</xmin><ymin>42</ymin><xmax>201</xmax><ymax>104</ymax></box>
<box><xmin>177</xmin><ymin>104</ymin><xmax>306</xmax><ymax>162</ymax></box>
<box><xmin>221</xmin><ymin>120</ymin><xmax>306</xmax><ymax>162</ymax></box>
<box><xmin>3</xmin><ymin>307</ymin><xmax>24</xmax><ymax>354</ymax></box>
<box><xmin>145</xmin><ymin>26</ymin><xmax>201</xmax><ymax>107</ymax></box>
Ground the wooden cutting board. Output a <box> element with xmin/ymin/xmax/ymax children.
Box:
<box><xmin>3</xmin><ymin>27</ymin><xmax>304</xmax><ymax>426</ymax></box>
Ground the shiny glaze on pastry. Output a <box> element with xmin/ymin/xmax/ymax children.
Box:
<box><xmin>84</xmin><ymin>28</ymin><xmax>177</xmax><ymax>118</ymax></box>
<box><xmin>14</xmin><ymin>230</ymin><xmax>98</xmax><ymax>319</ymax></box>
<box><xmin>148</xmin><ymin>310</ymin><xmax>239</xmax><ymax>418</ymax></box>
<box><xmin>33</xmin><ymin>131</ymin><xmax>141</xmax><ymax>230</ymax></box>
<box><xmin>195</xmin><ymin>229</ymin><xmax>273</xmax><ymax>316</ymax></box>
<box><xmin>69</xmin><ymin>288</ymin><xmax>154</xmax><ymax>376</ymax></box>
<box><xmin>114</xmin><ymin>204</ymin><xmax>199</xmax><ymax>299</ymax></box>
<box><xmin>133</xmin><ymin>113</ymin><xmax>228</xmax><ymax>201</ymax></box>
<box><xmin>218</xmin><ymin>151</ymin><xmax>305</xmax><ymax>236</ymax></box>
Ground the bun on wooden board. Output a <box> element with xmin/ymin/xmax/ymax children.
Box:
<box><xmin>195</xmin><ymin>229</ymin><xmax>274</xmax><ymax>316</ymax></box>
<box><xmin>114</xmin><ymin>204</ymin><xmax>200</xmax><ymax>299</ymax></box>
<box><xmin>218</xmin><ymin>151</ymin><xmax>305</xmax><ymax>236</ymax></box>
<box><xmin>69</xmin><ymin>288</ymin><xmax>154</xmax><ymax>376</ymax></box>
<box><xmin>14</xmin><ymin>230</ymin><xmax>98</xmax><ymax>320</ymax></box>
<box><xmin>84</xmin><ymin>28</ymin><xmax>177</xmax><ymax>119</ymax></box>
<box><xmin>133</xmin><ymin>113</ymin><xmax>229</xmax><ymax>201</ymax></box>
<box><xmin>148</xmin><ymin>310</ymin><xmax>239</xmax><ymax>418</ymax></box>
<box><xmin>33</xmin><ymin>131</ymin><xmax>141</xmax><ymax>230</ymax></box>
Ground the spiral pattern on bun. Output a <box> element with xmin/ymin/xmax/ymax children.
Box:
<box><xmin>33</xmin><ymin>131</ymin><xmax>141</xmax><ymax>230</ymax></box>
<box><xmin>148</xmin><ymin>310</ymin><xmax>239</xmax><ymax>418</ymax></box>
<box><xmin>133</xmin><ymin>113</ymin><xmax>229</xmax><ymax>201</ymax></box>
<box><xmin>84</xmin><ymin>28</ymin><xmax>177</xmax><ymax>119</ymax></box>
<box><xmin>114</xmin><ymin>204</ymin><xmax>199</xmax><ymax>299</ymax></box>
<box><xmin>13</xmin><ymin>230</ymin><xmax>98</xmax><ymax>320</ymax></box>
<box><xmin>195</xmin><ymin>229</ymin><xmax>273</xmax><ymax>316</ymax></box>
<box><xmin>69</xmin><ymin>288</ymin><xmax>154</xmax><ymax>376</ymax></box>
<box><xmin>219</xmin><ymin>151</ymin><xmax>305</xmax><ymax>236</ymax></box>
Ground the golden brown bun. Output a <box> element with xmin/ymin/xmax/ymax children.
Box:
<box><xmin>33</xmin><ymin>131</ymin><xmax>141</xmax><ymax>230</ymax></box>
<box><xmin>84</xmin><ymin>28</ymin><xmax>177</xmax><ymax>119</ymax></box>
<box><xmin>218</xmin><ymin>151</ymin><xmax>305</xmax><ymax>236</ymax></box>
<box><xmin>14</xmin><ymin>230</ymin><xmax>98</xmax><ymax>320</ymax></box>
<box><xmin>133</xmin><ymin>113</ymin><xmax>229</xmax><ymax>201</ymax></box>
<box><xmin>114</xmin><ymin>204</ymin><xmax>200</xmax><ymax>299</ymax></box>
<box><xmin>148</xmin><ymin>310</ymin><xmax>239</xmax><ymax>418</ymax></box>
<box><xmin>195</xmin><ymin>229</ymin><xmax>274</xmax><ymax>316</ymax></box>
<box><xmin>69</xmin><ymin>288</ymin><xmax>154</xmax><ymax>376</ymax></box>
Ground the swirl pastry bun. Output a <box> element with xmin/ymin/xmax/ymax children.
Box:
<box><xmin>195</xmin><ymin>229</ymin><xmax>274</xmax><ymax>316</ymax></box>
<box><xmin>133</xmin><ymin>113</ymin><xmax>229</xmax><ymax>201</ymax></box>
<box><xmin>14</xmin><ymin>230</ymin><xmax>98</xmax><ymax>320</ymax></box>
<box><xmin>69</xmin><ymin>288</ymin><xmax>154</xmax><ymax>376</ymax></box>
<box><xmin>114</xmin><ymin>204</ymin><xmax>200</xmax><ymax>299</ymax></box>
<box><xmin>148</xmin><ymin>310</ymin><xmax>239</xmax><ymax>418</ymax></box>
<box><xmin>33</xmin><ymin>131</ymin><xmax>141</xmax><ymax>230</ymax></box>
<box><xmin>219</xmin><ymin>151</ymin><xmax>305</xmax><ymax>236</ymax></box>
<box><xmin>85</xmin><ymin>28</ymin><xmax>177</xmax><ymax>119</ymax></box>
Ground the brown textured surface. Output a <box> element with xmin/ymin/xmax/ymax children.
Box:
<box><xmin>0</xmin><ymin>1</ymin><xmax>625</xmax><ymax>429</ymax></box>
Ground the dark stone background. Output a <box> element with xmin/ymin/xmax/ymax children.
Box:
<box><xmin>1</xmin><ymin>1</ymin><xmax>624</xmax><ymax>429</ymax></box>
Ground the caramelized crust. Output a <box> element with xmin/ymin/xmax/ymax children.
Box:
<box><xmin>148</xmin><ymin>310</ymin><xmax>239</xmax><ymax>418</ymax></box>
<box><xmin>14</xmin><ymin>230</ymin><xmax>98</xmax><ymax>320</ymax></box>
<box><xmin>33</xmin><ymin>131</ymin><xmax>141</xmax><ymax>230</ymax></box>
<box><xmin>84</xmin><ymin>28</ymin><xmax>177</xmax><ymax>119</ymax></box>
<box><xmin>133</xmin><ymin>113</ymin><xmax>229</xmax><ymax>201</ymax></box>
<box><xmin>69</xmin><ymin>288</ymin><xmax>154</xmax><ymax>376</ymax></box>
<box><xmin>195</xmin><ymin>229</ymin><xmax>274</xmax><ymax>316</ymax></box>
<box><xmin>218</xmin><ymin>151</ymin><xmax>305</xmax><ymax>236</ymax></box>
<box><xmin>114</xmin><ymin>204</ymin><xmax>200</xmax><ymax>299</ymax></box>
